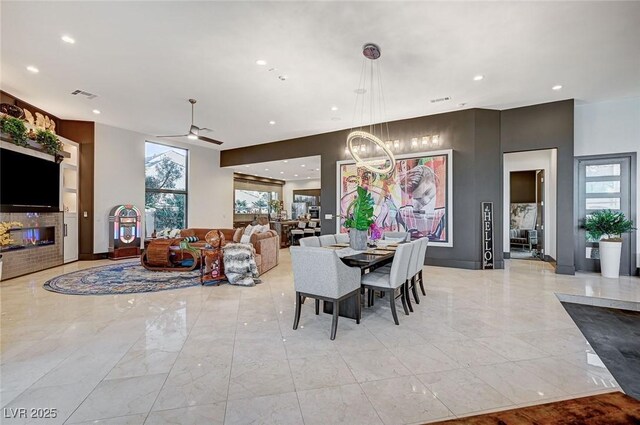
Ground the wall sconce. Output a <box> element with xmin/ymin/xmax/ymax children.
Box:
<box><xmin>393</xmin><ymin>139</ymin><xmax>400</xmax><ymax>149</ymax></box>
<box><xmin>431</xmin><ymin>134</ymin><xmax>440</xmax><ymax>146</ymax></box>
<box><xmin>422</xmin><ymin>136</ymin><xmax>430</xmax><ymax>146</ymax></box>
<box><xmin>385</xmin><ymin>140</ymin><xmax>392</xmax><ymax>150</ymax></box>
<box><xmin>411</xmin><ymin>138</ymin><xmax>418</xmax><ymax>147</ymax></box>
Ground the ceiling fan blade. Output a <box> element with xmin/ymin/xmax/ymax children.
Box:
<box><xmin>156</xmin><ymin>134</ymin><xmax>190</xmax><ymax>138</ymax></box>
<box><xmin>196</xmin><ymin>135</ymin><xmax>223</xmax><ymax>145</ymax></box>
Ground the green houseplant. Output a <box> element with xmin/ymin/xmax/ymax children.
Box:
<box><xmin>343</xmin><ymin>186</ymin><xmax>375</xmax><ymax>250</ymax></box>
<box><xmin>0</xmin><ymin>116</ymin><xmax>28</xmax><ymax>147</ymax></box>
<box><xmin>35</xmin><ymin>129</ymin><xmax>63</xmax><ymax>156</ymax></box>
<box><xmin>584</xmin><ymin>209</ymin><xmax>635</xmax><ymax>278</ymax></box>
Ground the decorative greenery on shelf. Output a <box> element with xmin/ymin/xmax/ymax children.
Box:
<box><xmin>0</xmin><ymin>221</ymin><xmax>23</xmax><ymax>247</ymax></box>
<box><xmin>268</xmin><ymin>199</ymin><xmax>282</xmax><ymax>214</ymax></box>
<box><xmin>584</xmin><ymin>209</ymin><xmax>635</xmax><ymax>242</ymax></box>
<box><xmin>343</xmin><ymin>186</ymin><xmax>375</xmax><ymax>231</ymax></box>
<box><xmin>0</xmin><ymin>116</ymin><xmax>28</xmax><ymax>147</ymax></box>
<box><xmin>35</xmin><ymin>129</ymin><xmax>63</xmax><ymax>156</ymax></box>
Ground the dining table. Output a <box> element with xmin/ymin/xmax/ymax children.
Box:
<box><xmin>320</xmin><ymin>243</ymin><xmax>397</xmax><ymax>319</ymax></box>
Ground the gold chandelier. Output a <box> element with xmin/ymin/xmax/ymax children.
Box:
<box><xmin>346</xmin><ymin>43</ymin><xmax>395</xmax><ymax>175</ymax></box>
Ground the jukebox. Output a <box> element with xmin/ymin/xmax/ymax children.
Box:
<box><xmin>109</xmin><ymin>204</ymin><xmax>142</xmax><ymax>259</ymax></box>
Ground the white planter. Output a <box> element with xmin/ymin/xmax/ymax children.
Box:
<box><xmin>599</xmin><ymin>240</ymin><xmax>622</xmax><ymax>278</ymax></box>
<box><xmin>0</xmin><ymin>258</ymin><xmax>3</xmax><ymax>281</ymax></box>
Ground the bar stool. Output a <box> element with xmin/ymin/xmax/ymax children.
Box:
<box><xmin>290</xmin><ymin>221</ymin><xmax>306</xmax><ymax>245</ymax></box>
<box><xmin>304</xmin><ymin>221</ymin><xmax>316</xmax><ymax>237</ymax></box>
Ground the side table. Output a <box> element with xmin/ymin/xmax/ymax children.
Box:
<box><xmin>199</xmin><ymin>247</ymin><xmax>226</xmax><ymax>285</ymax></box>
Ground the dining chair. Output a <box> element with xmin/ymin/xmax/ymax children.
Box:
<box><xmin>319</xmin><ymin>234</ymin><xmax>337</xmax><ymax>247</ymax></box>
<box><xmin>290</xmin><ymin>246</ymin><xmax>362</xmax><ymax>340</ymax></box>
<box><xmin>406</xmin><ymin>239</ymin><xmax>423</xmax><ymax>307</ymax></box>
<box><xmin>415</xmin><ymin>237</ymin><xmax>429</xmax><ymax>296</ymax></box>
<box><xmin>383</xmin><ymin>231</ymin><xmax>410</xmax><ymax>242</ymax></box>
<box><xmin>299</xmin><ymin>236</ymin><xmax>321</xmax><ymax>247</ymax></box>
<box><xmin>360</xmin><ymin>243</ymin><xmax>413</xmax><ymax>325</ymax></box>
<box><xmin>335</xmin><ymin>233</ymin><xmax>350</xmax><ymax>244</ymax></box>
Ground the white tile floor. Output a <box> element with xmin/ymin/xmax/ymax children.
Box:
<box><xmin>1</xmin><ymin>252</ymin><xmax>639</xmax><ymax>424</ymax></box>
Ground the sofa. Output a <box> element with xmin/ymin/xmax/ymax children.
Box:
<box><xmin>179</xmin><ymin>227</ymin><xmax>279</xmax><ymax>275</ymax></box>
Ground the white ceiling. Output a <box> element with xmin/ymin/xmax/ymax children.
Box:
<box><xmin>229</xmin><ymin>155</ymin><xmax>321</xmax><ymax>182</ymax></box>
<box><xmin>2</xmin><ymin>2</ymin><xmax>639</xmax><ymax>150</ymax></box>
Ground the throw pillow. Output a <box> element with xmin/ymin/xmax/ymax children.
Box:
<box><xmin>169</xmin><ymin>229</ymin><xmax>181</xmax><ymax>238</ymax></box>
<box><xmin>383</xmin><ymin>237</ymin><xmax>404</xmax><ymax>243</ymax></box>
<box><xmin>184</xmin><ymin>236</ymin><xmax>198</xmax><ymax>243</ymax></box>
<box><xmin>243</xmin><ymin>225</ymin><xmax>253</xmax><ymax>236</ymax></box>
<box><xmin>240</xmin><ymin>235</ymin><xmax>251</xmax><ymax>244</ymax></box>
<box><xmin>233</xmin><ymin>228</ymin><xmax>243</xmax><ymax>243</ymax></box>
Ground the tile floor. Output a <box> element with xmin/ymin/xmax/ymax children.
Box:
<box><xmin>1</xmin><ymin>253</ymin><xmax>639</xmax><ymax>424</ymax></box>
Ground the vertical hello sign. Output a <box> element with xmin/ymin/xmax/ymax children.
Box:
<box><xmin>482</xmin><ymin>202</ymin><xmax>494</xmax><ymax>269</ymax></box>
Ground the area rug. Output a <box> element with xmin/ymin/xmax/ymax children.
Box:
<box><xmin>43</xmin><ymin>261</ymin><xmax>202</xmax><ymax>295</ymax></box>
<box><xmin>427</xmin><ymin>391</ymin><xmax>640</xmax><ymax>425</ymax></box>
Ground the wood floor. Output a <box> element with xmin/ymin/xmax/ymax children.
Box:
<box><xmin>429</xmin><ymin>391</ymin><xmax>640</xmax><ymax>424</ymax></box>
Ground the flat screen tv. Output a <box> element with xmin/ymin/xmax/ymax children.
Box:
<box><xmin>1</xmin><ymin>148</ymin><xmax>60</xmax><ymax>212</ymax></box>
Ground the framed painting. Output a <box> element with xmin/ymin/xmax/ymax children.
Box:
<box><xmin>336</xmin><ymin>149</ymin><xmax>453</xmax><ymax>247</ymax></box>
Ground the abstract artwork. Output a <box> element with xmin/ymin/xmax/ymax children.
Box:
<box><xmin>337</xmin><ymin>150</ymin><xmax>453</xmax><ymax>246</ymax></box>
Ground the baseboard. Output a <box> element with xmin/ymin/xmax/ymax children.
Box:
<box><xmin>555</xmin><ymin>264</ymin><xmax>576</xmax><ymax>275</ymax></box>
<box><xmin>79</xmin><ymin>253</ymin><xmax>108</xmax><ymax>261</ymax></box>
<box><xmin>544</xmin><ymin>255</ymin><xmax>556</xmax><ymax>263</ymax></box>
<box><xmin>503</xmin><ymin>252</ymin><xmax>511</xmax><ymax>259</ymax></box>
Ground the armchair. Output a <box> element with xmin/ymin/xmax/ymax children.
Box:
<box><xmin>509</xmin><ymin>229</ymin><xmax>538</xmax><ymax>251</ymax></box>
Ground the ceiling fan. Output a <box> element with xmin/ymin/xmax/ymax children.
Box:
<box><xmin>156</xmin><ymin>99</ymin><xmax>223</xmax><ymax>145</ymax></box>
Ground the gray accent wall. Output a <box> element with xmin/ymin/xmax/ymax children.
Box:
<box><xmin>221</xmin><ymin>100</ymin><xmax>573</xmax><ymax>272</ymax></box>
<box><xmin>500</xmin><ymin>99</ymin><xmax>575</xmax><ymax>274</ymax></box>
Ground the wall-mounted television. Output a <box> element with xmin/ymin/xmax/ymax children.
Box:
<box><xmin>1</xmin><ymin>148</ymin><xmax>60</xmax><ymax>212</ymax></box>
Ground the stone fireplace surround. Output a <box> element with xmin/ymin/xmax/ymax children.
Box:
<box><xmin>0</xmin><ymin>212</ymin><xmax>63</xmax><ymax>280</ymax></box>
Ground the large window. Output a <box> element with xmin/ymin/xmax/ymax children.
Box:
<box><xmin>234</xmin><ymin>189</ymin><xmax>279</xmax><ymax>214</ymax></box>
<box><xmin>145</xmin><ymin>142</ymin><xmax>188</xmax><ymax>236</ymax></box>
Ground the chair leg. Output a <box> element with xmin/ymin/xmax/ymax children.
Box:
<box><xmin>389</xmin><ymin>290</ymin><xmax>400</xmax><ymax>325</ymax></box>
<box><xmin>356</xmin><ymin>291</ymin><xmax>361</xmax><ymax>325</ymax></box>
<box><xmin>370</xmin><ymin>288</ymin><xmax>375</xmax><ymax>307</ymax></box>
<box><xmin>293</xmin><ymin>292</ymin><xmax>302</xmax><ymax>330</ymax></box>
<box><xmin>411</xmin><ymin>276</ymin><xmax>420</xmax><ymax>304</ymax></box>
<box><xmin>330</xmin><ymin>300</ymin><xmax>339</xmax><ymax>340</ymax></box>
<box><xmin>405</xmin><ymin>281</ymin><xmax>413</xmax><ymax>313</ymax></box>
<box><xmin>315</xmin><ymin>299</ymin><xmax>319</xmax><ymax>315</ymax></box>
<box><xmin>400</xmin><ymin>285</ymin><xmax>409</xmax><ymax>315</ymax></box>
<box><xmin>419</xmin><ymin>270</ymin><xmax>426</xmax><ymax>296</ymax></box>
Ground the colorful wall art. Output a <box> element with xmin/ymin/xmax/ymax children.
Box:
<box><xmin>337</xmin><ymin>150</ymin><xmax>453</xmax><ymax>246</ymax></box>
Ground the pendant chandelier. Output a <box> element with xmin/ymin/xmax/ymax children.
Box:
<box><xmin>346</xmin><ymin>43</ymin><xmax>395</xmax><ymax>175</ymax></box>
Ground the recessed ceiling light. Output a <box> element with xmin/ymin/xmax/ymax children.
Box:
<box><xmin>283</xmin><ymin>160</ymin><xmax>288</xmax><ymax>163</ymax></box>
<box><xmin>280</xmin><ymin>171</ymin><xmax>284</xmax><ymax>174</ymax></box>
<box><xmin>187</xmin><ymin>134</ymin><xmax>197</xmax><ymax>140</ymax></box>
<box><xmin>244</xmin><ymin>165</ymin><xmax>250</xmax><ymax>168</ymax></box>
<box><xmin>331</xmin><ymin>106</ymin><xmax>338</xmax><ymax>111</ymax></box>
<box><xmin>61</xmin><ymin>35</ymin><xmax>75</xmax><ymax>44</ymax></box>
<box><xmin>301</xmin><ymin>164</ymin><xmax>306</xmax><ymax>167</ymax></box>
<box><xmin>265</xmin><ymin>168</ymin><xmax>269</xmax><ymax>171</ymax></box>
<box><xmin>552</xmin><ymin>85</ymin><xmax>563</xmax><ymax>91</ymax></box>
<box><xmin>307</xmin><ymin>177</ymin><xmax>311</xmax><ymax>179</ymax></box>
<box><xmin>269</xmin><ymin>120</ymin><xmax>276</xmax><ymax>125</ymax></box>
<box><xmin>256</xmin><ymin>60</ymin><xmax>267</xmax><ymax>66</ymax></box>
<box><xmin>26</xmin><ymin>65</ymin><xmax>39</xmax><ymax>73</ymax></box>
<box><xmin>92</xmin><ymin>109</ymin><xmax>101</xmax><ymax>114</ymax></box>
<box><xmin>294</xmin><ymin>174</ymin><xmax>298</xmax><ymax>177</ymax></box>
<box><xmin>473</xmin><ymin>75</ymin><xmax>484</xmax><ymax>81</ymax></box>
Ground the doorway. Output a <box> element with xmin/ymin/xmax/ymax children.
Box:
<box><xmin>576</xmin><ymin>154</ymin><xmax>636</xmax><ymax>275</ymax></box>
<box><xmin>509</xmin><ymin>170</ymin><xmax>545</xmax><ymax>260</ymax></box>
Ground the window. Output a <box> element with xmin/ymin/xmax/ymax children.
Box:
<box><xmin>234</xmin><ymin>189</ymin><xmax>279</xmax><ymax>214</ymax></box>
<box><xmin>145</xmin><ymin>142</ymin><xmax>188</xmax><ymax>236</ymax></box>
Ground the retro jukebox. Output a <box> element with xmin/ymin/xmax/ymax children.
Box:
<box><xmin>109</xmin><ymin>204</ymin><xmax>142</xmax><ymax>259</ymax></box>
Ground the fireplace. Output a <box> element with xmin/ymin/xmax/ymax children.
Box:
<box><xmin>1</xmin><ymin>226</ymin><xmax>56</xmax><ymax>252</ymax></box>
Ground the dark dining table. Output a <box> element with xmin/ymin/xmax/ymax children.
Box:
<box><xmin>321</xmin><ymin>244</ymin><xmax>396</xmax><ymax>319</ymax></box>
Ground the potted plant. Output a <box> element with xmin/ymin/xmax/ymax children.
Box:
<box><xmin>268</xmin><ymin>199</ymin><xmax>282</xmax><ymax>220</ymax></box>
<box><xmin>0</xmin><ymin>116</ymin><xmax>28</xmax><ymax>147</ymax></box>
<box><xmin>584</xmin><ymin>209</ymin><xmax>635</xmax><ymax>278</ymax></box>
<box><xmin>0</xmin><ymin>221</ymin><xmax>23</xmax><ymax>281</ymax></box>
<box><xmin>35</xmin><ymin>129</ymin><xmax>63</xmax><ymax>156</ymax></box>
<box><xmin>343</xmin><ymin>186</ymin><xmax>375</xmax><ymax>250</ymax></box>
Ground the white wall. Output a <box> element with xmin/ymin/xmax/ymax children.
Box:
<box><xmin>283</xmin><ymin>178</ymin><xmax>321</xmax><ymax>218</ymax></box>
<box><xmin>575</xmin><ymin>97</ymin><xmax>640</xmax><ymax>267</ymax></box>
<box><xmin>93</xmin><ymin>124</ymin><xmax>233</xmax><ymax>253</ymax></box>
<box><xmin>503</xmin><ymin>149</ymin><xmax>558</xmax><ymax>260</ymax></box>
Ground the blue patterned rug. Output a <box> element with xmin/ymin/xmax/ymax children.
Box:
<box><xmin>43</xmin><ymin>261</ymin><xmax>202</xmax><ymax>295</ymax></box>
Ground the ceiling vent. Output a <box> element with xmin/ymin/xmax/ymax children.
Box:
<box><xmin>71</xmin><ymin>89</ymin><xmax>97</xmax><ymax>100</ymax></box>
<box><xmin>430</xmin><ymin>96</ymin><xmax>451</xmax><ymax>104</ymax></box>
